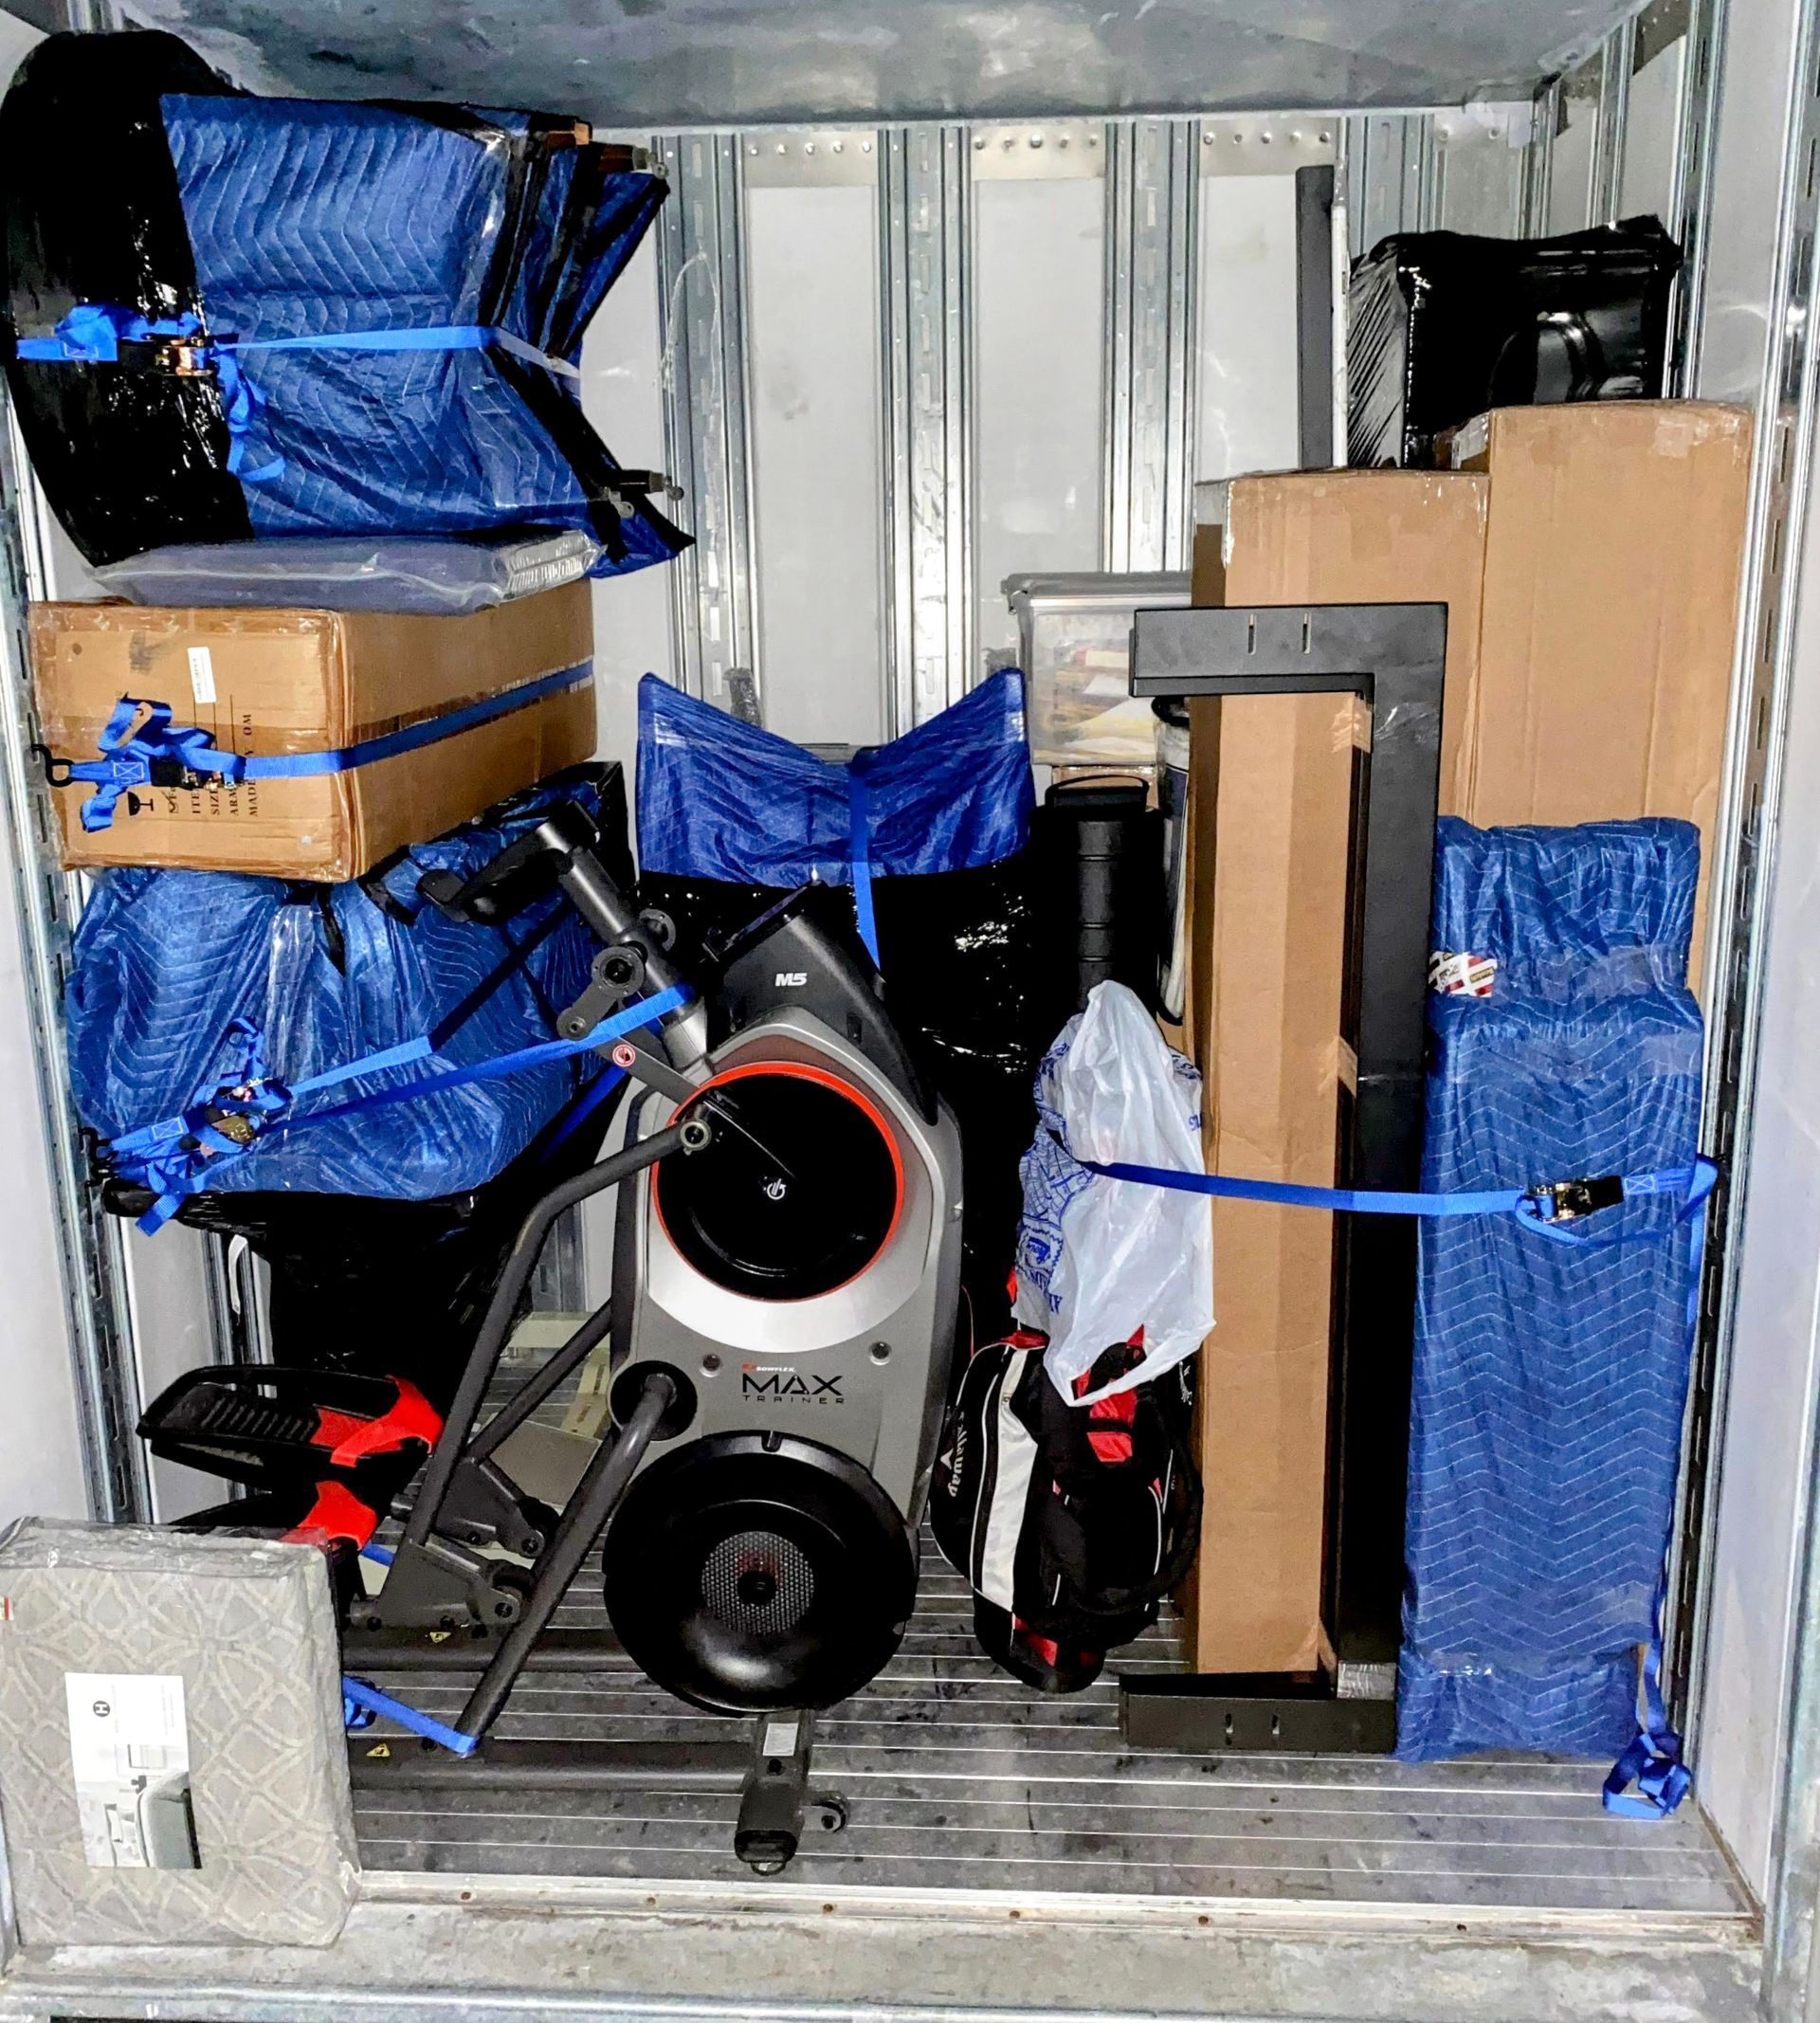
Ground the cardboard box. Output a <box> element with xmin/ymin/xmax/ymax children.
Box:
<box><xmin>1184</xmin><ymin>469</ymin><xmax>1489</xmax><ymax>1675</ymax></box>
<box><xmin>1182</xmin><ymin>403</ymin><xmax>1750</xmax><ymax>1678</ymax></box>
<box><xmin>31</xmin><ymin>581</ymin><xmax>596</xmax><ymax>882</ymax></box>
<box><xmin>1448</xmin><ymin>402</ymin><xmax>1751</xmax><ymax>973</ymax></box>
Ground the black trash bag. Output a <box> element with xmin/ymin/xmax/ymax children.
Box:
<box><xmin>0</xmin><ymin>30</ymin><xmax>247</xmax><ymax>564</ymax></box>
<box><xmin>1347</xmin><ymin>216</ymin><xmax>1683</xmax><ymax>469</ymax></box>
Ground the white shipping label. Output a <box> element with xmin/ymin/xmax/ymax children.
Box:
<box><xmin>64</xmin><ymin>1672</ymin><xmax>200</xmax><ymax>1869</ymax></box>
<box><xmin>186</xmin><ymin>645</ymin><xmax>217</xmax><ymax>707</ymax></box>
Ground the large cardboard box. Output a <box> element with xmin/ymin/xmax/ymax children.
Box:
<box><xmin>1447</xmin><ymin>402</ymin><xmax>1751</xmax><ymax>972</ymax></box>
<box><xmin>30</xmin><ymin>581</ymin><xmax>596</xmax><ymax>882</ymax></box>
<box><xmin>1184</xmin><ymin>469</ymin><xmax>1489</xmax><ymax>1674</ymax></box>
<box><xmin>1184</xmin><ymin>401</ymin><xmax>1750</xmax><ymax>1678</ymax></box>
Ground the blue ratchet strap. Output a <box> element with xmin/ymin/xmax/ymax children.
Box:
<box><xmin>847</xmin><ymin>759</ymin><xmax>880</xmax><ymax>966</ymax></box>
<box><xmin>1600</xmin><ymin>1145</ymin><xmax>1715</xmax><ymax>1821</ymax></box>
<box><xmin>59</xmin><ymin>662</ymin><xmax>592</xmax><ymax>833</ymax></box>
<box><xmin>341</xmin><ymin>1676</ymin><xmax>478</xmax><ymax>1757</ymax></box>
<box><xmin>105</xmin><ymin>984</ymin><xmax>694</xmax><ymax>1233</ymax></box>
<box><xmin>1070</xmin><ymin>1147</ymin><xmax>1719</xmax><ymax>1235</ymax></box>
<box><xmin>1603</xmin><ymin>1590</ymin><xmax>1692</xmax><ymax>1820</ymax></box>
<box><xmin>13</xmin><ymin>303</ymin><xmax>580</xmax><ymax>481</ymax></box>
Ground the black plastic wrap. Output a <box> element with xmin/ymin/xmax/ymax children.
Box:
<box><xmin>0</xmin><ymin>31</ymin><xmax>248</xmax><ymax>561</ymax></box>
<box><xmin>642</xmin><ymin>860</ymin><xmax>1048</xmax><ymax>1343</ymax></box>
<box><xmin>1346</xmin><ymin>217</ymin><xmax>1683</xmax><ymax>469</ymax></box>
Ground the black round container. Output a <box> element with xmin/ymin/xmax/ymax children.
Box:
<box><xmin>1030</xmin><ymin>778</ymin><xmax>1165</xmax><ymax>1030</ymax></box>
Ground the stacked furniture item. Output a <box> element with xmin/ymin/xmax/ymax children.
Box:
<box><xmin>6</xmin><ymin>30</ymin><xmax>696</xmax><ymax>1409</ymax></box>
<box><xmin>1</xmin><ymin>29</ymin><xmax>686</xmax><ymax>573</ymax></box>
<box><xmin>1399</xmin><ymin>817</ymin><xmax>1705</xmax><ymax>1759</ymax></box>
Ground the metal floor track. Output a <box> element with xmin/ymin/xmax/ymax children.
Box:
<box><xmin>354</xmin><ymin>1540</ymin><xmax>1753</xmax><ymax>1920</ymax></box>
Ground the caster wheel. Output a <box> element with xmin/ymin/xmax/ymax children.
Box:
<box><xmin>812</xmin><ymin>1793</ymin><xmax>848</xmax><ymax>1834</ymax></box>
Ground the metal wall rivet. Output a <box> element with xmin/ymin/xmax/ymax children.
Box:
<box><xmin>973</xmin><ymin>136</ymin><xmax>986</xmax><ymax>149</ymax></box>
<box><xmin>1028</xmin><ymin>133</ymin><xmax>1043</xmax><ymax>147</ymax></box>
<box><xmin>805</xmin><ymin>141</ymin><xmax>816</xmax><ymax>154</ymax></box>
<box><xmin>832</xmin><ymin>139</ymin><xmax>844</xmax><ymax>153</ymax></box>
<box><xmin>862</xmin><ymin>138</ymin><xmax>873</xmax><ymax>152</ymax></box>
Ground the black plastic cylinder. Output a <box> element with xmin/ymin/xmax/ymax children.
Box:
<box><xmin>1030</xmin><ymin>779</ymin><xmax>1164</xmax><ymax>1030</ymax></box>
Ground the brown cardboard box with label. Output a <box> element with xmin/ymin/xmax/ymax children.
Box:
<box><xmin>30</xmin><ymin>580</ymin><xmax>596</xmax><ymax>882</ymax></box>
<box><xmin>1183</xmin><ymin>469</ymin><xmax>1489</xmax><ymax>1674</ymax></box>
<box><xmin>1183</xmin><ymin>403</ymin><xmax>1750</xmax><ymax>1679</ymax></box>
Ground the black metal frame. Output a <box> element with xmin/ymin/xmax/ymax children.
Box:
<box><xmin>1122</xmin><ymin>601</ymin><xmax>1447</xmax><ymax>1753</ymax></box>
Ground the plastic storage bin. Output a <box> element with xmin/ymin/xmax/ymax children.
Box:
<box><xmin>1003</xmin><ymin>572</ymin><xmax>1190</xmax><ymax>770</ymax></box>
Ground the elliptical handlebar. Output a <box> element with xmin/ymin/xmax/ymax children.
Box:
<box><xmin>420</xmin><ymin>799</ymin><xmax>707</xmax><ymax>1068</ymax></box>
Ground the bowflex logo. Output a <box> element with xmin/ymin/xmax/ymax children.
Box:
<box><xmin>741</xmin><ymin>1363</ymin><xmax>845</xmax><ymax>1403</ymax></box>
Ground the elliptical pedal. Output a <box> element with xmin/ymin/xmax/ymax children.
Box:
<box><xmin>138</xmin><ymin>1363</ymin><xmax>441</xmax><ymax>1492</ymax></box>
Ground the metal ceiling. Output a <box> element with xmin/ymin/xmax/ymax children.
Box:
<box><xmin>110</xmin><ymin>0</ymin><xmax>1639</xmax><ymax>126</ymax></box>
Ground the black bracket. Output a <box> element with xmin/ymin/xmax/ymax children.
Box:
<box><xmin>1122</xmin><ymin>601</ymin><xmax>1447</xmax><ymax>1752</ymax></box>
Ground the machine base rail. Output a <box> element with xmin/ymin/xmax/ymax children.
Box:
<box><xmin>1119</xmin><ymin>1671</ymin><xmax>1398</xmax><ymax>1753</ymax></box>
<box><xmin>349</xmin><ymin>1715</ymin><xmax>847</xmax><ymax>1873</ymax></box>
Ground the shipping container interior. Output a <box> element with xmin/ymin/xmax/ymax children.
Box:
<box><xmin>8</xmin><ymin>0</ymin><xmax>1820</xmax><ymax>2014</ymax></box>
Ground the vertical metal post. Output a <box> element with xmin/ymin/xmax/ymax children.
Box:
<box><xmin>1101</xmin><ymin>118</ymin><xmax>1199</xmax><ymax>573</ymax></box>
<box><xmin>1342</xmin><ymin>112</ymin><xmax>1437</xmax><ymax>261</ymax></box>
<box><xmin>1673</xmin><ymin>0</ymin><xmax>1820</xmax><ymax>1768</ymax></box>
<box><xmin>654</xmin><ymin>133</ymin><xmax>759</xmax><ymax>707</ymax></box>
<box><xmin>1591</xmin><ymin>15</ymin><xmax>1638</xmax><ymax>225</ymax></box>
<box><xmin>1523</xmin><ymin>81</ymin><xmax>1560</xmax><ymax>237</ymax></box>
<box><xmin>879</xmin><ymin>124</ymin><xmax>973</xmax><ymax>733</ymax></box>
<box><xmin>530</xmin><ymin>1214</ymin><xmax>587</xmax><ymax>1318</ymax></box>
<box><xmin>0</xmin><ymin>409</ymin><xmax>147</xmax><ymax>1523</ymax></box>
<box><xmin>1667</xmin><ymin>0</ymin><xmax>1728</xmax><ymax>393</ymax></box>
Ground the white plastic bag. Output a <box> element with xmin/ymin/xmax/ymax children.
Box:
<box><xmin>1013</xmin><ymin>980</ymin><xmax>1215</xmax><ymax>1405</ymax></box>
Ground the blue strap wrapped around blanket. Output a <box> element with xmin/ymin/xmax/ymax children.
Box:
<box><xmin>1397</xmin><ymin>818</ymin><xmax>1705</xmax><ymax>1774</ymax></box>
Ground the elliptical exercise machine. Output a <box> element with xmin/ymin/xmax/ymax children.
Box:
<box><xmin>135</xmin><ymin>798</ymin><xmax>965</xmax><ymax>1872</ymax></box>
